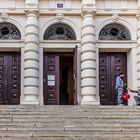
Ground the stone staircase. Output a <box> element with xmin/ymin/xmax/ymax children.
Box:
<box><xmin>0</xmin><ymin>105</ymin><xmax>140</xmax><ymax>140</ymax></box>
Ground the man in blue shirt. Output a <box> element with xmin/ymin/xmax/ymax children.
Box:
<box><xmin>115</xmin><ymin>72</ymin><xmax>125</xmax><ymax>105</ymax></box>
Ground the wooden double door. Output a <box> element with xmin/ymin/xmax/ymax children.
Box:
<box><xmin>0</xmin><ymin>53</ymin><xmax>21</xmax><ymax>105</ymax></box>
<box><xmin>99</xmin><ymin>52</ymin><xmax>127</xmax><ymax>105</ymax></box>
<box><xmin>43</xmin><ymin>51</ymin><xmax>77</xmax><ymax>105</ymax></box>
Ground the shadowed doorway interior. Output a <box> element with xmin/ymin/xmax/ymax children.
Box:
<box><xmin>43</xmin><ymin>51</ymin><xmax>77</xmax><ymax>105</ymax></box>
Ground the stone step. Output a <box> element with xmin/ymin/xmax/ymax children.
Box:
<box><xmin>0</xmin><ymin>105</ymin><xmax>140</xmax><ymax>139</ymax></box>
<box><xmin>0</xmin><ymin>124</ymin><xmax>140</xmax><ymax>131</ymax></box>
<box><xmin>0</xmin><ymin>105</ymin><xmax>140</xmax><ymax>109</ymax></box>
<box><xmin>0</xmin><ymin>130</ymin><xmax>140</xmax><ymax>138</ymax></box>
<box><xmin>0</xmin><ymin>136</ymin><xmax>139</xmax><ymax>140</ymax></box>
<box><xmin>1</xmin><ymin>111</ymin><xmax>140</xmax><ymax>115</ymax></box>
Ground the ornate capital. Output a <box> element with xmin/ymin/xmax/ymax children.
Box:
<box><xmin>111</xmin><ymin>14</ymin><xmax>120</xmax><ymax>23</ymax></box>
<box><xmin>25</xmin><ymin>10</ymin><xmax>39</xmax><ymax>17</ymax></box>
<box><xmin>82</xmin><ymin>4</ymin><xmax>96</xmax><ymax>17</ymax></box>
<box><xmin>82</xmin><ymin>10</ymin><xmax>96</xmax><ymax>18</ymax></box>
<box><xmin>56</xmin><ymin>14</ymin><xmax>64</xmax><ymax>22</ymax></box>
<box><xmin>0</xmin><ymin>12</ymin><xmax>9</xmax><ymax>22</ymax></box>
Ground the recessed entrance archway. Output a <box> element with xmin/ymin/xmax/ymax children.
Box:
<box><xmin>43</xmin><ymin>23</ymin><xmax>77</xmax><ymax>105</ymax></box>
<box><xmin>0</xmin><ymin>23</ymin><xmax>21</xmax><ymax>105</ymax></box>
<box><xmin>0</xmin><ymin>52</ymin><xmax>21</xmax><ymax>105</ymax></box>
<box><xmin>98</xmin><ymin>23</ymin><xmax>130</xmax><ymax>105</ymax></box>
<box><xmin>99</xmin><ymin>52</ymin><xmax>127</xmax><ymax>105</ymax></box>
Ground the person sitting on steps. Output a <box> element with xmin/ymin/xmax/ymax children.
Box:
<box><xmin>128</xmin><ymin>88</ymin><xmax>140</xmax><ymax>105</ymax></box>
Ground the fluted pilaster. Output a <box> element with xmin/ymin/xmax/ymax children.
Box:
<box><xmin>81</xmin><ymin>11</ymin><xmax>99</xmax><ymax>105</ymax></box>
<box><xmin>22</xmin><ymin>10</ymin><xmax>39</xmax><ymax>104</ymax></box>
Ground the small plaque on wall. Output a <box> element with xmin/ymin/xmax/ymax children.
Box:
<box><xmin>57</xmin><ymin>3</ymin><xmax>63</xmax><ymax>8</ymax></box>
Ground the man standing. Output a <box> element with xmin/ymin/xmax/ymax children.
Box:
<box><xmin>115</xmin><ymin>72</ymin><xmax>125</xmax><ymax>105</ymax></box>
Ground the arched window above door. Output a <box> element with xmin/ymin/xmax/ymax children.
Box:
<box><xmin>43</xmin><ymin>23</ymin><xmax>76</xmax><ymax>40</ymax></box>
<box><xmin>0</xmin><ymin>22</ymin><xmax>21</xmax><ymax>40</ymax></box>
<box><xmin>99</xmin><ymin>23</ymin><xmax>131</xmax><ymax>40</ymax></box>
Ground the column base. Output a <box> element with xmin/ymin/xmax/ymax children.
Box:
<box><xmin>80</xmin><ymin>100</ymin><xmax>100</xmax><ymax>105</ymax></box>
<box><xmin>21</xmin><ymin>101</ymin><xmax>39</xmax><ymax>105</ymax></box>
<box><xmin>80</xmin><ymin>94</ymin><xmax>100</xmax><ymax>105</ymax></box>
<box><xmin>21</xmin><ymin>95</ymin><xmax>40</xmax><ymax>105</ymax></box>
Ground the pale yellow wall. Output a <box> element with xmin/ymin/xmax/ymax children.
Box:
<box><xmin>96</xmin><ymin>0</ymin><xmax>137</xmax><ymax>10</ymax></box>
<box><xmin>39</xmin><ymin>0</ymin><xmax>81</xmax><ymax>9</ymax></box>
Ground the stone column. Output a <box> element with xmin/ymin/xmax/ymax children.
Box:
<box><xmin>137</xmin><ymin>10</ymin><xmax>140</xmax><ymax>88</ymax></box>
<box><xmin>22</xmin><ymin>10</ymin><xmax>39</xmax><ymax>104</ymax></box>
<box><xmin>81</xmin><ymin>10</ymin><xmax>99</xmax><ymax>105</ymax></box>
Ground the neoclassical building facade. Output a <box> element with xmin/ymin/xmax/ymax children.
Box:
<box><xmin>0</xmin><ymin>0</ymin><xmax>139</xmax><ymax>106</ymax></box>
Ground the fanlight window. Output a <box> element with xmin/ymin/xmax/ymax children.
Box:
<box><xmin>99</xmin><ymin>23</ymin><xmax>131</xmax><ymax>40</ymax></box>
<box><xmin>43</xmin><ymin>23</ymin><xmax>76</xmax><ymax>40</ymax></box>
<box><xmin>0</xmin><ymin>23</ymin><xmax>21</xmax><ymax>40</ymax></box>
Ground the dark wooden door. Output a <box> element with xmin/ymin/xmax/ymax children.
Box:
<box><xmin>44</xmin><ymin>50</ymin><xmax>77</xmax><ymax>105</ymax></box>
<box><xmin>73</xmin><ymin>46</ymin><xmax>77</xmax><ymax>105</ymax></box>
<box><xmin>44</xmin><ymin>54</ymin><xmax>59</xmax><ymax>105</ymax></box>
<box><xmin>0</xmin><ymin>53</ymin><xmax>21</xmax><ymax>105</ymax></box>
<box><xmin>99</xmin><ymin>53</ymin><xmax>127</xmax><ymax>105</ymax></box>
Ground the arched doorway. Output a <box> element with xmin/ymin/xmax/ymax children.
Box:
<box><xmin>0</xmin><ymin>22</ymin><xmax>21</xmax><ymax>105</ymax></box>
<box><xmin>43</xmin><ymin>23</ymin><xmax>77</xmax><ymax>105</ymax></box>
<box><xmin>99</xmin><ymin>23</ymin><xmax>131</xmax><ymax>105</ymax></box>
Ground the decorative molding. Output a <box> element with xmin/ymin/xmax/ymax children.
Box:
<box><xmin>99</xmin><ymin>23</ymin><xmax>131</xmax><ymax>40</ymax></box>
<box><xmin>25</xmin><ymin>10</ymin><xmax>39</xmax><ymax>18</ymax></box>
<box><xmin>56</xmin><ymin>14</ymin><xmax>64</xmax><ymax>22</ymax></box>
<box><xmin>82</xmin><ymin>10</ymin><xmax>96</xmax><ymax>18</ymax></box>
<box><xmin>111</xmin><ymin>14</ymin><xmax>119</xmax><ymax>23</ymax></box>
<box><xmin>82</xmin><ymin>4</ymin><xmax>96</xmax><ymax>13</ymax></box>
<box><xmin>0</xmin><ymin>22</ymin><xmax>21</xmax><ymax>40</ymax></box>
<box><xmin>0</xmin><ymin>12</ymin><xmax>9</xmax><ymax>22</ymax></box>
<box><xmin>82</xmin><ymin>0</ymin><xmax>96</xmax><ymax>6</ymax></box>
<box><xmin>82</xmin><ymin>3</ymin><xmax>96</xmax><ymax>17</ymax></box>
<box><xmin>25</xmin><ymin>0</ymin><xmax>38</xmax><ymax>9</ymax></box>
<box><xmin>25</xmin><ymin>0</ymin><xmax>38</xmax><ymax>5</ymax></box>
<box><xmin>43</xmin><ymin>23</ymin><xmax>76</xmax><ymax>40</ymax></box>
